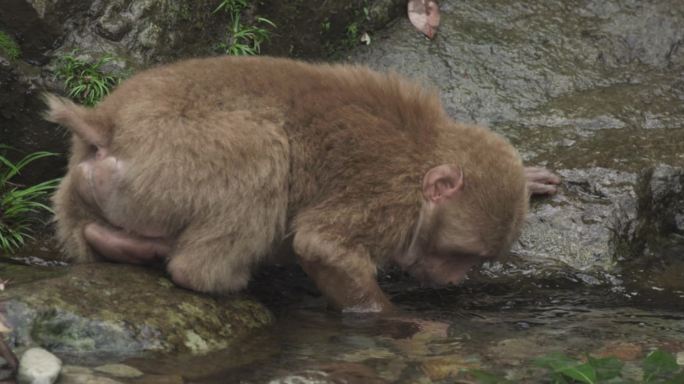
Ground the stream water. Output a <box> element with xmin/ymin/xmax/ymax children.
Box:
<box><xmin>119</xmin><ymin>265</ymin><xmax>684</xmax><ymax>383</ymax></box>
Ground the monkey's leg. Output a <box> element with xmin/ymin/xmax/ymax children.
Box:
<box><xmin>165</xmin><ymin>222</ymin><xmax>261</xmax><ymax>294</ymax></box>
<box><xmin>83</xmin><ymin>222</ymin><xmax>170</xmax><ymax>264</ymax></box>
<box><xmin>293</xmin><ymin>229</ymin><xmax>395</xmax><ymax>314</ymax></box>
<box><xmin>52</xmin><ymin>173</ymin><xmax>101</xmax><ymax>262</ymax></box>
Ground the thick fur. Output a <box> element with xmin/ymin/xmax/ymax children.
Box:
<box><xmin>47</xmin><ymin>56</ymin><xmax>527</xmax><ymax>295</ymax></box>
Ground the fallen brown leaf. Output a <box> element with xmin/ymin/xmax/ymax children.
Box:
<box><xmin>408</xmin><ymin>0</ymin><xmax>440</xmax><ymax>39</ymax></box>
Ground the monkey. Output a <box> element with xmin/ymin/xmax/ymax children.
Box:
<box><xmin>45</xmin><ymin>56</ymin><xmax>560</xmax><ymax>313</ymax></box>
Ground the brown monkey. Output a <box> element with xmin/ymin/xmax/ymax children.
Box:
<box><xmin>46</xmin><ymin>56</ymin><xmax>559</xmax><ymax>313</ymax></box>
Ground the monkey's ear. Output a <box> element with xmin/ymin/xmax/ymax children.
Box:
<box><xmin>422</xmin><ymin>165</ymin><xmax>464</xmax><ymax>203</ymax></box>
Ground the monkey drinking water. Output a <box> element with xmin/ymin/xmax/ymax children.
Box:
<box><xmin>46</xmin><ymin>56</ymin><xmax>560</xmax><ymax>313</ymax></box>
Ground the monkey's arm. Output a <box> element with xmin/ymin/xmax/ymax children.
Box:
<box><xmin>293</xmin><ymin>231</ymin><xmax>395</xmax><ymax>314</ymax></box>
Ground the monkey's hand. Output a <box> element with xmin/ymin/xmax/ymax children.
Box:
<box><xmin>524</xmin><ymin>166</ymin><xmax>561</xmax><ymax>196</ymax></box>
<box><xmin>294</xmin><ymin>231</ymin><xmax>396</xmax><ymax>314</ymax></box>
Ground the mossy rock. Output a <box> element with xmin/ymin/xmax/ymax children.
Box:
<box><xmin>0</xmin><ymin>262</ymin><xmax>272</xmax><ymax>359</ymax></box>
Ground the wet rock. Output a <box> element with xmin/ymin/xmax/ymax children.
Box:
<box><xmin>631</xmin><ymin>165</ymin><xmax>684</xmax><ymax>258</ymax></box>
<box><xmin>515</xmin><ymin>168</ymin><xmax>638</xmax><ymax>272</ymax></box>
<box><xmin>60</xmin><ymin>373</ymin><xmax>123</xmax><ymax>384</ymax></box>
<box><xmin>130</xmin><ymin>375</ymin><xmax>183</xmax><ymax>384</ymax></box>
<box><xmin>267</xmin><ymin>371</ymin><xmax>334</xmax><ymax>384</ymax></box>
<box><xmin>351</xmin><ymin>0</ymin><xmax>684</xmax><ymax>283</ymax></box>
<box><xmin>421</xmin><ymin>356</ymin><xmax>477</xmax><ymax>381</ymax></box>
<box><xmin>488</xmin><ymin>338</ymin><xmax>544</xmax><ymax>365</ymax></box>
<box><xmin>0</xmin><ymin>357</ymin><xmax>13</xmax><ymax>380</ymax></box>
<box><xmin>0</xmin><ymin>57</ymin><xmax>68</xmax><ymax>186</ymax></box>
<box><xmin>0</xmin><ymin>1</ymin><xmax>63</xmax><ymax>65</ymax></box>
<box><xmin>93</xmin><ymin>363</ymin><xmax>143</xmax><ymax>379</ymax></box>
<box><xmin>0</xmin><ymin>262</ymin><xmax>272</xmax><ymax>360</ymax></box>
<box><xmin>19</xmin><ymin>0</ymin><xmax>229</xmax><ymax>65</ymax></box>
<box><xmin>595</xmin><ymin>341</ymin><xmax>643</xmax><ymax>361</ymax></box>
<box><xmin>59</xmin><ymin>365</ymin><xmax>124</xmax><ymax>384</ymax></box>
<box><xmin>259</xmin><ymin>0</ymin><xmax>404</xmax><ymax>59</ymax></box>
<box><xmin>0</xmin><ymin>0</ymin><xmax>231</xmax><ymax>186</ymax></box>
<box><xmin>60</xmin><ymin>365</ymin><xmax>93</xmax><ymax>376</ymax></box>
<box><xmin>17</xmin><ymin>347</ymin><xmax>62</xmax><ymax>384</ymax></box>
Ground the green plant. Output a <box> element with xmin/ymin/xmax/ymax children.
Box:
<box><xmin>213</xmin><ymin>0</ymin><xmax>276</xmax><ymax>56</ymax></box>
<box><xmin>218</xmin><ymin>12</ymin><xmax>276</xmax><ymax>56</ymax></box>
<box><xmin>346</xmin><ymin>22</ymin><xmax>359</xmax><ymax>41</ymax></box>
<box><xmin>533</xmin><ymin>353</ymin><xmax>624</xmax><ymax>383</ymax></box>
<box><xmin>213</xmin><ymin>0</ymin><xmax>248</xmax><ymax>14</ymax></box>
<box><xmin>468</xmin><ymin>349</ymin><xmax>684</xmax><ymax>384</ymax></box>
<box><xmin>321</xmin><ymin>19</ymin><xmax>331</xmax><ymax>34</ymax></box>
<box><xmin>0</xmin><ymin>146</ymin><xmax>60</xmax><ymax>253</ymax></box>
<box><xmin>0</xmin><ymin>31</ymin><xmax>20</xmax><ymax>60</ymax></box>
<box><xmin>55</xmin><ymin>52</ymin><xmax>120</xmax><ymax>106</ymax></box>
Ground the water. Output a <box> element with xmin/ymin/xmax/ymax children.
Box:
<box><xmin>122</xmin><ymin>266</ymin><xmax>684</xmax><ymax>383</ymax></box>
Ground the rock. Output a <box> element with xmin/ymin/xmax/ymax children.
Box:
<box><xmin>0</xmin><ymin>56</ymin><xmax>68</xmax><ymax>186</ymax></box>
<box><xmin>631</xmin><ymin>165</ymin><xmax>684</xmax><ymax>258</ymax></box>
<box><xmin>60</xmin><ymin>365</ymin><xmax>93</xmax><ymax>376</ymax></box>
<box><xmin>0</xmin><ymin>262</ymin><xmax>272</xmax><ymax>360</ymax></box>
<box><xmin>351</xmin><ymin>0</ymin><xmax>684</xmax><ymax>284</ymax></box>
<box><xmin>93</xmin><ymin>364</ymin><xmax>143</xmax><ymax>379</ymax></box>
<box><xmin>59</xmin><ymin>373</ymin><xmax>123</xmax><ymax>384</ymax></box>
<box><xmin>0</xmin><ymin>354</ymin><xmax>12</xmax><ymax>380</ymax></box>
<box><xmin>131</xmin><ymin>375</ymin><xmax>183</xmax><ymax>384</ymax></box>
<box><xmin>421</xmin><ymin>356</ymin><xmax>477</xmax><ymax>381</ymax></box>
<box><xmin>60</xmin><ymin>365</ymin><xmax>124</xmax><ymax>384</ymax></box>
<box><xmin>17</xmin><ymin>347</ymin><xmax>62</xmax><ymax>384</ymax></box>
<box><xmin>595</xmin><ymin>341</ymin><xmax>643</xmax><ymax>361</ymax></box>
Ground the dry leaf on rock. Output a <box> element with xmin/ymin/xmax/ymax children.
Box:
<box><xmin>408</xmin><ymin>0</ymin><xmax>440</xmax><ymax>39</ymax></box>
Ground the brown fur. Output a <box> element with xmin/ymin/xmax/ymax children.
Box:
<box><xmin>46</xmin><ymin>56</ymin><xmax>529</xmax><ymax>311</ymax></box>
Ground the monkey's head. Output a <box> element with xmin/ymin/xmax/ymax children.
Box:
<box><xmin>398</xmin><ymin>134</ymin><xmax>528</xmax><ymax>287</ymax></box>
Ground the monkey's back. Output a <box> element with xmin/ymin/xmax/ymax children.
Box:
<box><xmin>98</xmin><ymin>57</ymin><xmax>444</xmax><ymax>196</ymax></box>
<box><xmin>91</xmin><ymin>56</ymin><xmax>454</xmax><ymax>256</ymax></box>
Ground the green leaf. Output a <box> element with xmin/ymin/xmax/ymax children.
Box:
<box><xmin>558</xmin><ymin>363</ymin><xmax>597</xmax><ymax>384</ymax></box>
<box><xmin>535</xmin><ymin>354</ymin><xmax>597</xmax><ymax>384</ymax></box>
<box><xmin>468</xmin><ymin>369</ymin><xmax>511</xmax><ymax>384</ymax></box>
<box><xmin>643</xmin><ymin>350</ymin><xmax>679</xmax><ymax>381</ymax></box>
<box><xmin>535</xmin><ymin>353</ymin><xmax>580</xmax><ymax>371</ymax></box>
<box><xmin>588</xmin><ymin>356</ymin><xmax>624</xmax><ymax>381</ymax></box>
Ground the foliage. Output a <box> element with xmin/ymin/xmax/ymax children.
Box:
<box><xmin>642</xmin><ymin>349</ymin><xmax>683</xmax><ymax>383</ymax></box>
<box><xmin>212</xmin><ymin>0</ymin><xmax>249</xmax><ymax>14</ymax></box>
<box><xmin>533</xmin><ymin>353</ymin><xmax>624</xmax><ymax>383</ymax></box>
<box><xmin>213</xmin><ymin>0</ymin><xmax>276</xmax><ymax>56</ymax></box>
<box><xmin>0</xmin><ymin>31</ymin><xmax>20</xmax><ymax>60</ymax></box>
<box><xmin>0</xmin><ymin>146</ymin><xmax>59</xmax><ymax>254</ymax></box>
<box><xmin>55</xmin><ymin>52</ymin><xmax>121</xmax><ymax>106</ymax></box>
<box><xmin>218</xmin><ymin>13</ymin><xmax>276</xmax><ymax>56</ymax></box>
<box><xmin>321</xmin><ymin>1</ymin><xmax>373</xmax><ymax>58</ymax></box>
<box><xmin>467</xmin><ymin>349</ymin><xmax>684</xmax><ymax>384</ymax></box>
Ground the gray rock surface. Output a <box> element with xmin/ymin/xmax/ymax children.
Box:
<box><xmin>0</xmin><ymin>262</ymin><xmax>272</xmax><ymax>361</ymax></box>
<box><xmin>351</xmin><ymin>0</ymin><xmax>684</xmax><ymax>283</ymax></box>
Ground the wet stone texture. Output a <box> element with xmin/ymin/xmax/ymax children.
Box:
<box><xmin>352</xmin><ymin>0</ymin><xmax>684</xmax><ymax>287</ymax></box>
<box><xmin>0</xmin><ymin>261</ymin><xmax>272</xmax><ymax>363</ymax></box>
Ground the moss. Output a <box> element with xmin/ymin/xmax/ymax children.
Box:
<box><xmin>0</xmin><ymin>31</ymin><xmax>20</xmax><ymax>60</ymax></box>
<box><xmin>0</xmin><ymin>263</ymin><xmax>272</xmax><ymax>356</ymax></box>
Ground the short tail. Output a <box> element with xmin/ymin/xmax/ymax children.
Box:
<box><xmin>42</xmin><ymin>93</ymin><xmax>110</xmax><ymax>148</ymax></box>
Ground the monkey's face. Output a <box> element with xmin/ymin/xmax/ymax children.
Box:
<box><xmin>405</xmin><ymin>251</ymin><xmax>480</xmax><ymax>287</ymax></box>
<box><xmin>405</xmin><ymin>161</ymin><xmax>528</xmax><ymax>287</ymax></box>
